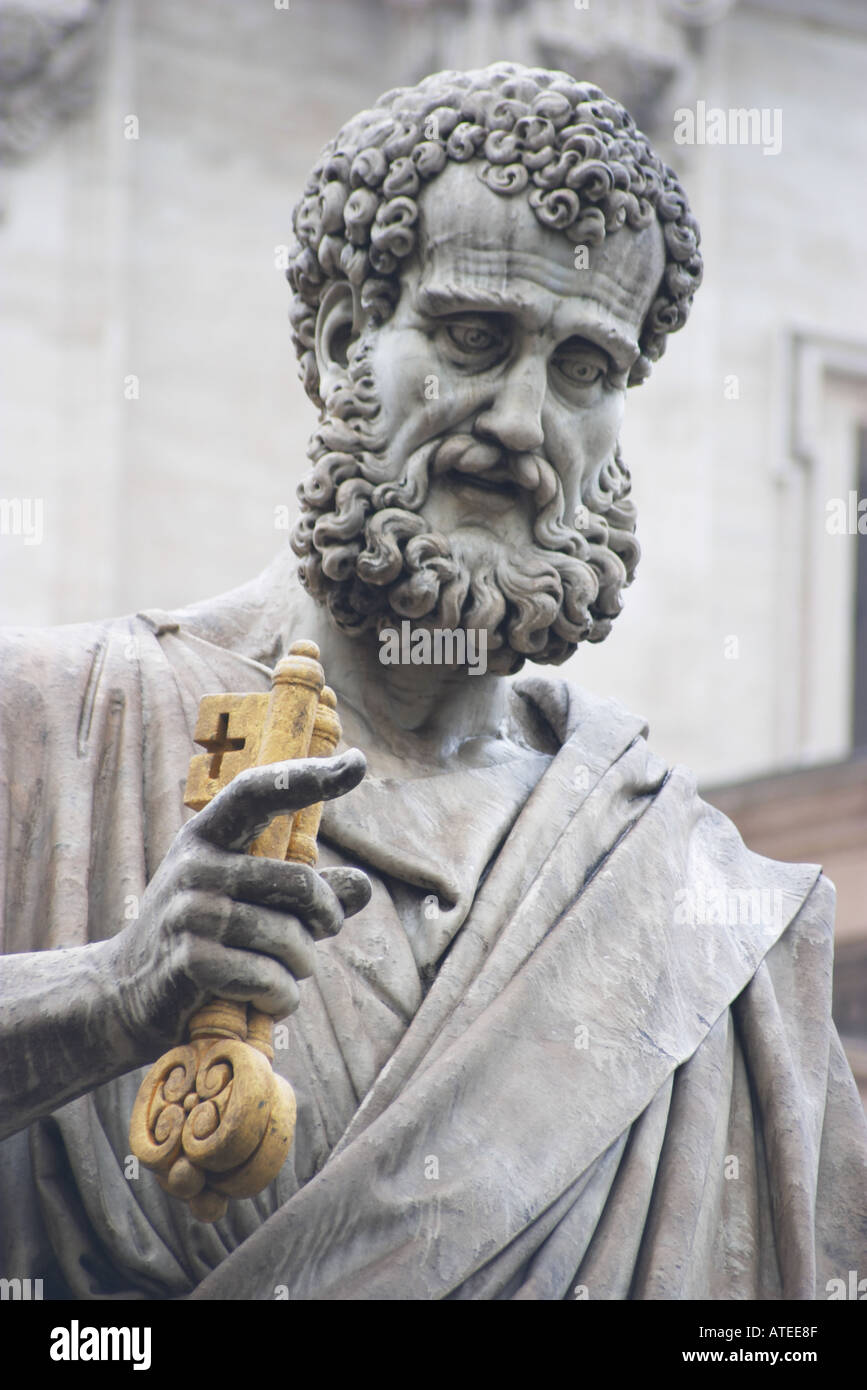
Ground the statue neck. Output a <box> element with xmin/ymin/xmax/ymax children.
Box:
<box><xmin>288</xmin><ymin>586</ymin><xmax>511</xmax><ymax>771</ymax></box>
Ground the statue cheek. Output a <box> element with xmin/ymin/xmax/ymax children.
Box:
<box><xmin>561</xmin><ymin>391</ymin><xmax>624</xmax><ymax>455</ymax></box>
<box><xmin>545</xmin><ymin>405</ymin><xmax>618</xmax><ymax>497</ymax></box>
<box><xmin>414</xmin><ymin>365</ymin><xmax>489</xmax><ymax>424</ymax></box>
<box><xmin>376</xmin><ymin>334</ymin><xmax>443</xmax><ymax>406</ymax></box>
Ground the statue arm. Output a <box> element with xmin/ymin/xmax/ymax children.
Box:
<box><xmin>0</xmin><ymin>938</ymin><xmax>148</xmax><ymax>1142</ymax></box>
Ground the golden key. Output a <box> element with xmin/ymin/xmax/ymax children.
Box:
<box><xmin>129</xmin><ymin>640</ymin><xmax>339</xmax><ymax>1223</ymax></box>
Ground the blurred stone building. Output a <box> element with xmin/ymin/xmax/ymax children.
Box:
<box><xmin>1</xmin><ymin>0</ymin><xmax>865</xmax><ymax>1096</ymax></box>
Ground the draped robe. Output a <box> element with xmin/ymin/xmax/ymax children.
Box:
<box><xmin>1</xmin><ymin>552</ymin><xmax>865</xmax><ymax>1300</ymax></box>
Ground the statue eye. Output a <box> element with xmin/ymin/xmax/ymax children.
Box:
<box><xmin>554</xmin><ymin>345</ymin><xmax>609</xmax><ymax>386</ymax></box>
<box><xmin>445</xmin><ymin>321</ymin><xmax>500</xmax><ymax>354</ymax></box>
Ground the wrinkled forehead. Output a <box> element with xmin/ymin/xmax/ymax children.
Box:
<box><xmin>414</xmin><ymin>161</ymin><xmax>665</xmax><ymax>351</ymax></box>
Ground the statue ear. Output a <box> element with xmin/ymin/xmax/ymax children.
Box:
<box><xmin>315</xmin><ymin>281</ymin><xmax>363</xmax><ymax>396</ymax></box>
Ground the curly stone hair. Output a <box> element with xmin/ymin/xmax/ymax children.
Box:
<box><xmin>286</xmin><ymin>62</ymin><xmax>702</xmax><ymax>408</ymax></box>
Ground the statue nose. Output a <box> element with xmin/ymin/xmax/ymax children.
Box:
<box><xmin>474</xmin><ymin>357</ymin><xmax>546</xmax><ymax>454</ymax></box>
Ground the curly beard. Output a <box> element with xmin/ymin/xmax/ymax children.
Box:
<box><xmin>291</xmin><ymin>360</ymin><xmax>640</xmax><ymax>676</ymax></box>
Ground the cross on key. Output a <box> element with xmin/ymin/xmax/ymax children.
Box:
<box><xmin>200</xmin><ymin>710</ymin><xmax>246</xmax><ymax>779</ymax></box>
<box><xmin>183</xmin><ymin>692</ymin><xmax>269</xmax><ymax>811</ymax></box>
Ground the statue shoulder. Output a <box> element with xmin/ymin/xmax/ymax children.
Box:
<box><xmin>0</xmin><ymin>614</ymin><xmax>155</xmax><ymax>746</ymax></box>
<box><xmin>0</xmin><ymin>612</ymin><xmax>143</xmax><ymax>678</ymax></box>
<box><xmin>514</xmin><ymin>671</ymin><xmax>830</xmax><ymax>908</ymax></box>
<box><xmin>510</xmin><ymin>670</ymin><xmax>651</xmax><ymax>757</ymax></box>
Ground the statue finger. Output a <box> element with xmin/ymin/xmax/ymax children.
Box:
<box><xmin>210</xmin><ymin>900</ymin><xmax>319</xmax><ymax>981</ymax></box>
<box><xmin>188</xmin><ymin>857</ymin><xmax>349</xmax><ymax>940</ymax></box>
<box><xmin>318</xmin><ymin>866</ymin><xmax>372</xmax><ymax>922</ymax></box>
<box><xmin>179</xmin><ymin>932</ymin><xmax>302</xmax><ymax>1019</ymax></box>
<box><xmin>192</xmin><ymin>749</ymin><xmax>367</xmax><ymax>851</ymax></box>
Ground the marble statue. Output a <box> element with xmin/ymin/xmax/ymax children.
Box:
<box><xmin>1</xmin><ymin>63</ymin><xmax>865</xmax><ymax>1301</ymax></box>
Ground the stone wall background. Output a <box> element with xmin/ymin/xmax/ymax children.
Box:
<box><xmin>2</xmin><ymin>0</ymin><xmax>867</xmax><ymax>789</ymax></box>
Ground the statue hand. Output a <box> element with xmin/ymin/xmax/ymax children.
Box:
<box><xmin>111</xmin><ymin>750</ymin><xmax>370</xmax><ymax>1051</ymax></box>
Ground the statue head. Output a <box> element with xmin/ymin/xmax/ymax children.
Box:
<box><xmin>287</xmin><ymin>62</ymin><xmax>702</xmax><ymax>673</ymax></box>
